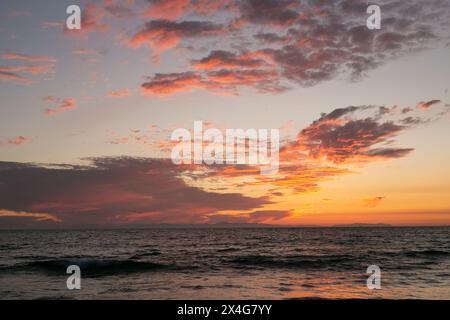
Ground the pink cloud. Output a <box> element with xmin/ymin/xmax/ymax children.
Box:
<box><xmin>0</xmin><ymin>52</ymin><xmax>56</xmax><ymax>85</ymax></box>
<box><xmin>417</xmin><ymin>100</ymin><xmax>441</xmax><ymax>111</ymax></box>
<box><xmin>64</xmin><ymin>4</ymin><xmax>110</xmax><ymax>37</ymax></box>
<box><xmin>0</xmin><ymin>52</ymin><xmax>56</xmax><ymax>63</ymax></box>
<box><xmin>0</xmin><ymin>71</ymin><xmax>31</xmax><ymax>84</ymax></box>
<box><xmin>145</xmin><ymin>0</ymin><xmax>191</xmax><ymax>20</ymax></box>
<box><xmin>107</xmin><ymin>89</ymin><xmax>132</xmax><ymax>98</ymax></box>
<box><xmin>144</xmin><ymin>0</ymin><xmax>229</xmax><ymax>20</ymax></box>
<box><xmin>129</xmin><ymin>20</ymin><xmax>225</xmax><ymax>59</ymax></box>
<box><xmin>44</xmin><ymin>97</ymin><xmax>77</xmax><ymax>116</ymax></box>
<box><xmin>7</xmin><ymin>136</ymin><xmax>30</xmax><ymax>146</ymax></box>
<box><xmin>0</xmin><ymin>64</ymin><xmax>54</xmax><ymax>75</ymax></box>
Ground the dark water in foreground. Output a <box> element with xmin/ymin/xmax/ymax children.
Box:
<box><xmin>0</xmin><ymin>227</ymin><xmax>449</xmax><ymax>299</ymax></box>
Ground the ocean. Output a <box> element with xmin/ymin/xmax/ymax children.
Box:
<box><xmin>0</xmin><ymin>227</ymin><xmax>449</xmax><ymax>299</ymax></box>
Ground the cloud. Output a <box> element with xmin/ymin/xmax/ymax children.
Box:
<box><xmin>1</xmin><ymin>97</ymin><xmax>447</xmax><ymax>227</ymax></box>
<box><xmin>135</xmin><ymin>0</ymin><xmax>450</xmax><ymax>95</ymax></box>
<box><xmin>43</xmin><ymin>97</ymin><xmax>77</xmax><ymax>116</ymax></box>
<box><xmin>142</xmin><ymin>72</ymin><xmax>204</xmax><ymax>96</ymax></box>
<box><xmin>192</xmin><ymin>50</ymin><xmax>269</xmax><ymax>70</ymax></box>
<box><xmin>0</xmin><ymin>157</ymin><xmax>270</xmax><ymax>227</ymax></box>
<box><xmin>129</xmin><ymin>19</ymin><xmax>225</xmax><ymax>56</ymax></box>
<box><xmin>234</xmin><ymin>0</ymin><xmax>301</xmax><ymax>27</ymax></box>
<box><xmin>0</xmin><ymin>71</ymin><xmax>31</xmax><ymax>84</ymax></box>
<box><xmin>142</xmin><ymin>49</ymin><xmax>286</xmax><ymax>96</ymax></box>
<box><xmin>0</xmin><ymin>209</ymin><xmax>60</xmax><ymax>222</ymax></box>
<box><xmin>141</xmin><ymin>68</ymin><xmax>285</xmax><ymax>96</ymax></box>
<box><xmin>0</xmin><ymin>51</ymin><xmax>56</xmax><ymax>84</ymax></box>
<box><xmin>401</xmin><ymin>107</ymin><xmax>414</xmax><ymax>114</ymax></box>
<box><xmin>0</xmin><ymin>52</ymin><xmax>56</xmax><ymax>63</ymax></box>
<box><xmin>0</xmin><ymin>64</ymin><xmax>54</xmax><ymax>75</ymax></box>
<box><xmin>108</xmin><ymin>89</ymin><xmax>132</xmax><ymax>98</ymax></box>
<box><xmin>104</xmin><ymin>3</ymin><xmax>134</xmax><ymax>19</ymax></box>
<box><xmin>362</xmin><ymin>196</ymin><xmax>386</xmax><ymax>208</ymax></box>
<box><xmin>417</xmin><ymin>99</ymin><xmax>441</xmax><ymax>111</ymax></box>
<box><xmin>64</xmin><ymin>3</ymin><xmax>110</xmax><ymax>37</ymax></box>
<box><xmin>294</xmin><ymin>105</ymin><xmax>417</xmax><ymax>164</ymax></box>
<box><xmin>207</xmin><ymin>210</ymin><xmax>294</xmax><ymax>224</ymax></box>
<box><xmin>144</xmin><ymin>0</ymin><xmax>228</xmax><ymax>20</ymax></box>
<box><xmin>205</xmin><ymin>100</ymin><xmax>447</xmax><ymax>194</ymax></box>
<box><xmin>6</xmin><ymin>136</ymin><xmax>30</xmax><ymax>146</ymax></box>
<box><xmin>254</xmin><ymin>32</ymin><xmax>287</xmax><ymax>44</ymax></box>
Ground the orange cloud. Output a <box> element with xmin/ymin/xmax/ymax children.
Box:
<box><xmin>193</xmin><ymin>50</ymin><xmax>274</xmax><ymax>70</ymax></box>
<box><xmin>202</xmin><ymin>101</ymin><xmax>447</xmax><ymax>197</ymax></box>
<box><xmin>141</xmin><ymin>68</ymin><xmax>284</xmax><ymax>97</ymax></box>
<box><xmin>0</xmin><ymin>209</ymin><xmax>61</xmax><ymax>222</ymax></box>
<box><xmin>141</xmin><ymin>72</ymin><xmax>204</xmax><ymax>96</ymax></box>
<box><xmin>362</xmin><ymin>196</ymin><xmax>386</xmax><ymax>208</ymax></box>
<box><xmin>129</xmin><ymin>20</ymin><xmax>225</xmax><ymax>59</ymax></box>
<box><xmin>44</xmin><ymin>97</ymin><xmax>77</xmax><ymax>116</ymax></box>
<box><xmin>207</xmin><ymin>210</ymin><xmax>295</xmax><ymax>224</ymax></box>
<box><xmin>292</xmin><ymin>106</ymin><xmax>414</xmax><ymax>164</ymax></box>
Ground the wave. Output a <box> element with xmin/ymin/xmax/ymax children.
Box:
<box><xmin>403</xmin><ymin>249</ymin><xmax>450</xmax><ymax>257</ymax></box>
<box><xmin>226</xmin><ymin>254</ymin><xmax>356</xmax><ymax>270</ymax></box>
<box><xmin>216</xmin><ymin>247</ymin><xmax>243</xmax><ymax>253</ymax></box>
<box><xmin>9</xmin><ymin>258</ymin><xmax>175</xmax><ymax>277</ymax></box>
<box><xmin>129</xmin><ymin>250</ymin><xmax>161</xmax><ymax>259</ymax></box>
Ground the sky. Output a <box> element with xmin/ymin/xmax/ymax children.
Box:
<box><xmin>0</xmin><ymin>0</ymin><xmax>450</xmax><ymax>228</ymax></box>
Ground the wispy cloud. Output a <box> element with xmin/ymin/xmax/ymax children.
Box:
<box><xmin>6</xmin><ymin>136</ymin><xmax>30</xmax><ymax>146</ymax></box>
<box><xmin>0</xmin><ymin>52</ymin><xmax>56</xmax><ymax>63</ymax></box>
<box><xmin>0</xmin><ymin>71</ymin><xmax>31</xmax><ymax>84</ymax></box>
<box><xmin>0</xmin><ymin>209</ymin><xmax>60</xmax><ymax>222</ymax></box>
<box><xmin>0</xmin><ymin>52</ymin><xmax>56</xmax><ymax>85</ymax></box>
<box><xmin>107</xmin><ymin>89</ymin><xmax>132</xmax><ymax>98</ymax></box>
<box><xmin>43</xmin><ymin>96</ymin><xmax>77</xmax><ymax>116</ymax></box>
<box><xmin>362</xmin><ymin>196</ymin><xmax>386</xmax><ymax>208</ymax></box>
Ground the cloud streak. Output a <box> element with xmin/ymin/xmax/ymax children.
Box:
<box><xmin>43</xmin><ymin>96</ymin><xmax>77</xmax><ymax>116</ymax></box>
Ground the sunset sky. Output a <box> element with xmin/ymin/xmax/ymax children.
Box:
<box><xmin>1</xmin><ymin>0</ymin><xmax>450</xmax><ymax>228</ymax></box>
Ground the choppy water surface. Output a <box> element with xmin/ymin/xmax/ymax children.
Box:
<box><xmin>0</xmin><ymin>227</ymin><xmax>449</xmax><ymax>299</ymax></box>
